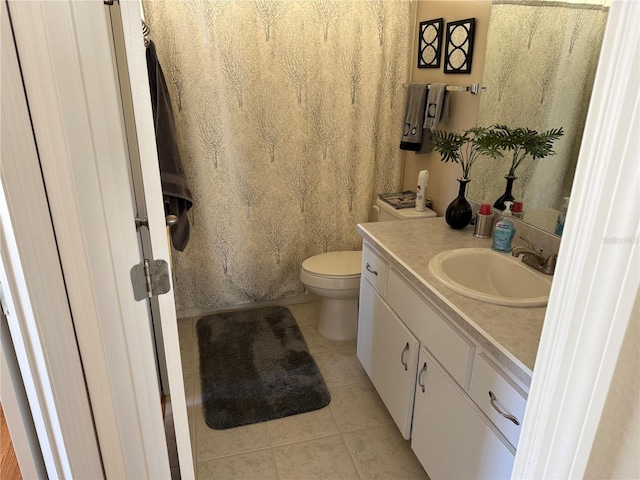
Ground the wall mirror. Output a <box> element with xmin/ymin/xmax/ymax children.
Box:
<box><xmin>468</xmin><ymin>0</ymin><xmax>609</xmax><ymax>235</ymax></box>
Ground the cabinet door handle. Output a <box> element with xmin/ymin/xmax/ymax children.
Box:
<box><xmin>417</xmin><ymin>362</ymin><xmax>428</xmax><ymax>392</ymax></box>
<box><xmin>365</xmin><ymin>263</ymin><xmax>378</xmax><ymax>276</ymax></box>
<box><xmin>489</xmin><ymin>391</ymin><xmax>520</xmax><ymax>425</ymax></box>
<box><xmin>400</xmin><ymin>342</ymin><xmax>409</xmax><ymax>371</ymax></box>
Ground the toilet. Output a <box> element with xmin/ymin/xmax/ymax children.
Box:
<box><xmin>300</xmin><ymin>198</ymin><xmax>437</xmax><ymax>341</ymax></box>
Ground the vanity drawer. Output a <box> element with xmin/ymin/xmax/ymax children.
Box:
<box><xmin>469</xmin><ymin>353</ymin><xmax>527</xmax><ymax>449</ymax></box>
<box><xmin>386</xmin><ymin>269</ymin><xmax>474</xmax><ymax>388</ymax></box>
<box><xmin>361</xmin><ymin>243</ymin><xmax>387</xmax><ymax>296</ymax></box>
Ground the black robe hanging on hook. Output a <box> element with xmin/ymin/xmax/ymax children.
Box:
<box><xmin>146</xmin><ymin>39</ymin><xmax>193</xmax><ymax>252</ymax></box>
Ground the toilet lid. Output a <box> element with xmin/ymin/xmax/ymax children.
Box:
<box><xmin>302</xmin><ymin>251</ymin><xmax>362</xmax><ymax>277</ymax></box>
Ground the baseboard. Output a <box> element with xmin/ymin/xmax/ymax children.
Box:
<box><xmin>176</xmin><ymin>293</ymin><xmax>321</xmax><ymax>320</ymax></box>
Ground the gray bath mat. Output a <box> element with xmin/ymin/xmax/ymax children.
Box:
<box><xmin>196</xmin><ymin>306</ymin><xmax>331</xmax><ymax>430</ymax></box>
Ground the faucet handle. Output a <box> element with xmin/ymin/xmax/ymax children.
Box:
<box><xmin>519</xmin><ymin>236</ymin><xmax>544</xmax><ymax>254</ymax></box>
<box><xmin>544</xmin><ymin>254</ymin><xmax>557</xmax><ymax>268</ymax></box>
<box><xmin>542</xmin><ymin>254</ymin><xmax>558</xmax><ymax>275</ymax></box>
<box><xmin>519</xmin><ymin>236</ymin><xmax>535</xmax><ymax>248</ymax></box>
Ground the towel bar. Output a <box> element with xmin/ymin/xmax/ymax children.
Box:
<box><xmin>402</xmin><ymin>83</ymin><xmax>487</xmax><ymax>95</ymax></box>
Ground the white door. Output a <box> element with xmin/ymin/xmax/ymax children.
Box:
<box><xmin>7</xmin><ymin>0</ymin><xmax>194</xmax><ymax>478</ymax></box>
<box><xmin>106</xmin><ymin>2</ymin><xmax>195</xmax><ymax>477</ymax></box>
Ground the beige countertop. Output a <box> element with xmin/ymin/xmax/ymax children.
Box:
<box><xmin>357</xmin><ymin>217</ymin><xmax>547</xmax><ymax>388</ymax></box>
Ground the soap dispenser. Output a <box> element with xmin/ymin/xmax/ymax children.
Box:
<box><xmin>491</xmin><ymin>201</ymin><xmax>516</xmax><ymax>253</ymax></box>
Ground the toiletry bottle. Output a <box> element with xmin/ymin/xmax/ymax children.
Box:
<box><xmin>555</xmin><ymin>196</ymin><xmax>569</xmax><ymax>236</ymax></box>
<box><xmin>474</xmin><ymin>203</ymin><xmax>494</xmax><ymax>238</ymax></box>
<box><xmin>415</xmin><ymin>170</ymin><xmax>429</xmax><ymax>212</ymax></box>
<box><xmin>491</xmin><ymin>201</ymin><xmax>516</xmax><ymax>253</ymax></box>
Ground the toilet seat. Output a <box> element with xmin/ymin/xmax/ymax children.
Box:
<box><xmin>301</xmin><ymin>251</ymin><xmax>362</xmax><ymax>276</ymax></box>
<box><xmin>301</xmin><ymin>251</ymin><xmax>362</xmax><ymax>290</ymax></box>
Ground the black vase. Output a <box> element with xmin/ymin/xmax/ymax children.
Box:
<box><xmin>445</xmin><ymin>178</ymin><xmax>473</xmax><ymax>229</ymax></box>
<box><xmin>493</xmin><ymin>175</ymin><xmax>517</xmax><ymax>211</ymax></box>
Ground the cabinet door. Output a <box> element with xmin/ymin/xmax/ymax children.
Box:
<box><xmin>357</xmin><ymin>280</ymin><xmax>419</xmax><ymax>439</ymax></box>
<box><xmin>412</xmin><ymin>347</ymin><xmax>515</xmax><ymax>480</ymax></box>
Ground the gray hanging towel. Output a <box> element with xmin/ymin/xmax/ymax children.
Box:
<box><xmin>418</xmin><ymin>84</ymin><xmax>450</xmax><ymax>154</ymax></box>
<box><xmin>399</xmin><ymin>83</ymin><xmax>428</xmax><ymax>151</ymax></box>
<box><xmin>146</xmin><ymin>40</ymin><xmax>193</xmax><ymax>252</ymax></box>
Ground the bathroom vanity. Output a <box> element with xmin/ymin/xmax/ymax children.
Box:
<box><xmin>356</xmin><ymin>218</ymin><xmax>546</xmax><ymax>479</ymax></box>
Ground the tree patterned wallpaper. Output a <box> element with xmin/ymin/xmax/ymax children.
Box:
<box><xmin>143</xmin><ymin>0</ymin><xmax>412</xmax><ymax>311</ymax></box>
<box><xmin>469</xmin><ymin>1</ymin><xmax>607</xmax><ymax>211</ymax></box>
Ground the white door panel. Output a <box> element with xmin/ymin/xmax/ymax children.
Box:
<box><xmin>7</xmin><ymin>0</ymin><xmax>193</xmax><ymax>477</ymax></box>
<box><xmin>113</xmin><ymin>2</ymin><xmax>194</xmax><ymax>476</ymax></box>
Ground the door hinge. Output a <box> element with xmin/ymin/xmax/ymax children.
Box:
<box><xmin>130</xmin><ymin>259</ymin><xmax>171</xmax><ymax>301</ymax></box>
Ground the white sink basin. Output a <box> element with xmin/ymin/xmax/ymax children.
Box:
<box><xmin>428</xmin><ymin>248</ymin><xmax>552</xmax><ymax>307</ymax></box>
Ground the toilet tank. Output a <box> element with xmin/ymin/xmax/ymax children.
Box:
<box><xmin>375</xmin><ymin>198</ymin><xmax>437</xmax><ymax>221</ymax></box>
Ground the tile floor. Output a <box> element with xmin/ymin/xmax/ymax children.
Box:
<box><xmin>178</xmin><ymin>301</ymin><xmax>428</xmax><ymax>480</ymax></box>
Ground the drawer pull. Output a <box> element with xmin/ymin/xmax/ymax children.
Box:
<box><xmin>365</xmin><ymin>263</ymin><xmax>378</xmax><ymax>276</ymax></box>
<box><xmin>417</xmin><ymin>362</ymin><xmax>428</xmax><ymax>392</ymax></box>
<box><xmin>400</xmin><ymin>342</ymin><xmax>409</xmax><ymax>371</ymax></box>
<box><xmin>489</xmin><ymin>391</ymin><xmax>520</xmax><ymax>425</ymax></box>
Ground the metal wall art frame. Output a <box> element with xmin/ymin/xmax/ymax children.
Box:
<box><xmin>418</xmin><ymin>18</ymin><xmax>444</xmax><ymax>69</ymax></box>
<box><xmin>444</xmin><ymin>18</ymin><xmax>476</xmax><ymax>74</ymax></box>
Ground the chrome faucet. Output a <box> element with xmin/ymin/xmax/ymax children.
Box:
<box><xmin>511</xmin><ymin>237</ymin><xmax>557</xmax><ymax>275</ymax></box>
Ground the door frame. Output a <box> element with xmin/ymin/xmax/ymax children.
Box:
<box><xmin>2</xmin><ymin>0</ymin><xmax>637</xmax><ymax>478</ymax></box>
<box><xmin>1</xmin><ymin>1</ymin><xmax>102</xmax><ymax>477</ymax></box>
<box><xmin>513</xmin><ymin>1</ymin><xmax>639</xmax><ymax>477</ymax></box>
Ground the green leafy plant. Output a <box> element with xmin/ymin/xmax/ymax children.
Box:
<box><xmin>431</xmin><ymin>127</ymin><xmax>504</xmax><ymax>179</ymax></box>
<box><xmin>491</xmin><ymin>125</ymin><xmax>565</xmax><ymax>176</ymax></box>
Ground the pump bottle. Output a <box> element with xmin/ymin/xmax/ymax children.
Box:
<box><xmin>491</xmin><ymin>201</ymin><xmax>516</xmax><ymax>253</ymax></box>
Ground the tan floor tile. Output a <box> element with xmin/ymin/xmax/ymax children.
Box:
<box><xmin>287</xmin><ymin>301</ymin><xmax>321</xmax><ymax>327</ymax></box>
<box><xmin>181</xmin><ymin>339</ymin><xmax>198</xmax><ymax>375</ymax></box>
<box><xmin>195</xmin><ymin>406</ymin><xmax>271</xmax><ymax>461</ymax></box>
<box><xmin>314</xmin><ymin>348</ymin><xmax>369</xmax><ymax>388</ymax></box>
<box><xmin>182</xmin><ymin>302</ymin><xmax>423</xmax><ymax>478</ymax></box>
<box><xmin>188</xmin><ymin>405</ymin><xmax>196</xmax><ymax>456</ymax></box>
<box><xmin>273</xmin><ymin>436</ymin><xmax>359</xmax><ymax>480</ymax></box>
<box><xmin>343</xmin><ymin>424</ymin><xmax>428</xmax><ymax>480</ymax></box>
<box><xmin>197</xmin><ymin>450</ymin><xmax>279</xmax><ymax>480</ymax></box>
<box><xmin>183</xmin><ymin>372</ymin><xmax>196</xmax><ymax>406</ymax></box>
<box><xmin>299</xmin><ymin>324</ymin><xmax>356</xmax><ymax>354</ymax></box>
<box><xmin>267</xmin><ymin>406</ymin><xmax>338</xmax><ymax>446</ymax></box>
<box><xmin>178</xmin><ymin>317</ymin><xmax>194</xmax><ymax>348</ymax></box>
<box><xmin>330</xmin><ymin>382</ymin><xmax>393</xmax><ymax>433</ymax></box>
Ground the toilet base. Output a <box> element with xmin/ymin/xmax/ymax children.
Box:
<box><xmin>317</xmin><ymin>297</ymin><xmax>358</xmax><ymax>341</ymax></box>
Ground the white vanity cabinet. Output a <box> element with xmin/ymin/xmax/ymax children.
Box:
<box><xmin>357</xmin><ymin>259</ymin><xmax>419</xmax><ymax>439</ymax></box>
<box><xmin>412</xmin><ymin>347</ymin><xmax>515</xmax><ymax>480</ymax></box>
<box><xmin>357</xmin><ymin>242</ymin><xmax>527</xmax><ymax>479</ymax></box>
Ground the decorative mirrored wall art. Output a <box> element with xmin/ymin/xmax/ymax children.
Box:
<box><xmin>444</xmin><ymin>18</ymin><xmax>476</xmax><ymax>74</ymax></box>
<box><xmin>418</xmin><ymin>18</ymin><xmax>444</xmax><ymax>69</ymax></box>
